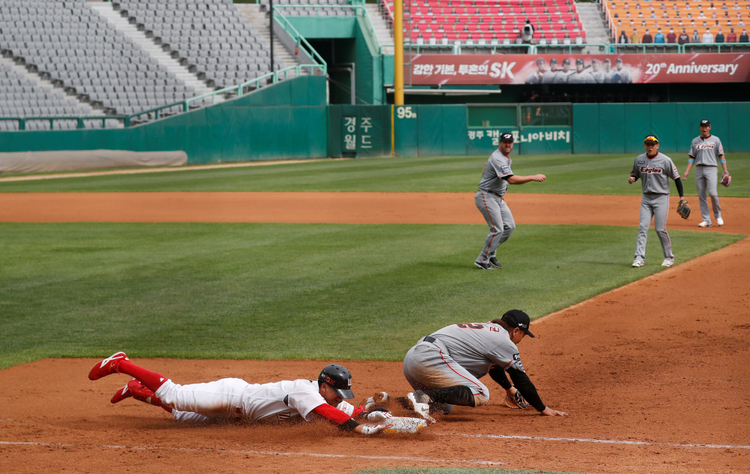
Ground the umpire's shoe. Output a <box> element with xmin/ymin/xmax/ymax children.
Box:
<box><xmin>489</xmin><ymin>257</ymin><xmax>502</xmax><ymax>269</ymax></box>
<box><xmin>474</xmin><ymin>261</ymin><xmax>494</xmax><ymax>270</ymax></box>
<box><xmin>405</xmin><ymin>391</ymin><xmax>436</xmax><ymax>424</ymax></box>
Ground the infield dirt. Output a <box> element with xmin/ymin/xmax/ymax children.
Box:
<box><xmin>1</xmin><ymin>192</ymin><xmax>748</xmax><ymax>474</ymax></box>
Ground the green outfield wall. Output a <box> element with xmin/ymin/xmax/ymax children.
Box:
<box><xmin>573</xmin><ymin>102</ymin><xmax>750</xmax><ymax>154</ymax></box>
<box><xmin>2</xmin><ymin>92</ymin><xmax>749</xmax><ymax>162</ymax></box>
<box><xmin>0</xmin><ymin>76</ymin><xmax>329</xmax><ymax>164</ymax></box>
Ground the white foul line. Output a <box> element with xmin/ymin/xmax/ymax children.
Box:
<box><xmin>0</xmin><ymin>440</ymin><xmax>504</xmax><ymax>466</ymax></box>
<box><xmin>442</xmin><ymin>432</ymin><xmax>750</xmax><ymax>450</ymax></box>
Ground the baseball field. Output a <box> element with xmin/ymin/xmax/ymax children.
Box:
<box><xmin>1</xmin><ymin>153</ymin><xmax>749</xmax><ymax>473</ymax></box>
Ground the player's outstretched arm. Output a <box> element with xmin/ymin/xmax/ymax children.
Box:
<box><xmin>507</xmin><ymin>174</ymin><xmax>546</xmax><ymax>185</ymax></box>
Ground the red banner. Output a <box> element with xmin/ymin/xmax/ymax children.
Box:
<box><xmin>408</xmin><ymin>53</ymin><xmax>750</xmax><ymax>85</ymax></box>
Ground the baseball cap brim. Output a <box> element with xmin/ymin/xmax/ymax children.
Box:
<box><xmin>331</xmin><ymin>387</ymin><xmax>355</xmax><ymax>399</ymax></box>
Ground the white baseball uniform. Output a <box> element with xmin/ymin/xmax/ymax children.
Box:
<box><xmin>155</xmin><ymin>378</ymin><xmax>334</xmax><ymax>423</ymax></box>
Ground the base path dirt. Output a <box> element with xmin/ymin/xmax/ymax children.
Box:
<box><xmin>1</xmin><ymin>192</ymin><xmax>749</xmax><ymax>474</ymax></box>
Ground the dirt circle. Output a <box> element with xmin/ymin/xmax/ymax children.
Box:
<box><xmin>1</xmin><ymin>192</ymin><xmax>749</xmax><ymax>474</ymax></box>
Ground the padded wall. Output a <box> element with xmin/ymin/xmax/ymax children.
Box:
<box><xmin>0</xmin><ymin>76</ymin><xmax>329</xmax><ymax>164</ymax></box>
<box><xmin>572</xmin><ymin>102</ymin><xmax>750</xmax><ymax>154</ymax></box>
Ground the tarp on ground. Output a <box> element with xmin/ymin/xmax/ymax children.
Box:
<box><xmin>0</xmin><ymin>149</ymin><xmax>187</xmax><ymax>174</ymax></box>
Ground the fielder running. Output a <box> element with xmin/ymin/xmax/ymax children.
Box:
<box><xmin>682</xmin><ymin>119</ymin><xmax>729</xmax><ymax>227</ymax></box>
<box><xmin>88</xmin><ymin>353</ymin><xmax>391</xmax><ymax>435</ymax></box>
<box><xmin>400</xmin><ymin>309</ymin><xmax>568</xmax><ymax>422</ymax></box>
<box><xmin>629</xmin><ymin>134</ymin><xmax>685</xmax><ymax>268</ymax></box>
<box><xmin>474</xmin><ymin>132</ymin><xmax>547</xmax><ymax>270</ymax></box>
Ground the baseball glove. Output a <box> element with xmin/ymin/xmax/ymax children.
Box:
<box><xmin>504</xmin><ymin>390</ymin><xmax>529</xmax><ymax>409</ymax></box>
<box><xmin>721</xmin><ymin>172</ymin><xmax>732</xmax><ymax>188</ymax></box>
<box><xmin>676</xmin><ymin>199</ymin><xmax>691</xmax><ymax>219</ymax></box>
<box><xmin>364</xmin><ymin>391</ymin><xmax>390</xmax><ymax>411</ymax></box>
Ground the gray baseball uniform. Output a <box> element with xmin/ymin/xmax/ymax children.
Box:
<box><xmin>612</xmin><ymin>65</ymin><xmax>632</xmax><ymax>83</ymax></box>
<box><xmin>631</xmin><ymin>152</ymin><xmax>681</xmax><ymax>262</ymax></box>
<box><xmin>402</xmin><ymin>322</ymin><xmax>525</xmax><ymax>406</ymax></box>
<box><xmin>689</xmin><ymin>134</ymin><xmax>724</xmax><ymax>224</ymax></box>
<box><xmin>553</xmin><ymin>69</ymin><xmax>574</xmax><ymax>83</ymax></box>
<box><xmin>541</xmin><ymin>69</ymin><xmax>557</xmax><ymax>84</ymax></box>
<box><xmin>474</xmin><ymin>149</ymin><xmax>516</xmax><ymax>266</ymax></box>
<box><xmin>567</xmin><ymin>70</ymin><xmax>595</xmax><ymax>84</ymax></box>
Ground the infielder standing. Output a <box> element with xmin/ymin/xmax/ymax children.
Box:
<box><xmin>629</xmin><ymin>134</ymin><xmax>685</xmax><ymax>268</ymax></box>
<box><xmin>474</xmin><ymin>132</ymin><xmax>547</xmax><ymax>270</ymax></box>
<box><xmin>89</xmin><ymin>352</ymin><xmax>390</xmax><ymax>435</ymax></box>
<box><xmin>400</xmin><ymin>309</ymin><xmax>568</xmax><ymax>421</ymax></box>
<box><xmin>682</xmin><ymin>119</ymin><xmax>729</xmax><ymax>227</ymax></box>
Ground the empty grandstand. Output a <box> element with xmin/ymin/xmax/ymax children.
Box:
<box><xmin>115</xmin><ymin>0</ymin><xmax>280</xmax><ymax>89</ymax></box>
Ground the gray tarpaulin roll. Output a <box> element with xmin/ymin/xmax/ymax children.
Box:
<box><xmin>0</xmin><ymin>150</ymin><xmax>188</xmax><ymax>174</ymax></box>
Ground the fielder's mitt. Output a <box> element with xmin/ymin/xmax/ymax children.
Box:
<box><xmin>721</xmin><ymin>172</ymin><xmax>732</xmax><ymax>188</ymax></box>
<box><xmin>364</xmin><ymin>391</ymin><xmax>390</xmax><ymax>411</ymax></box>
<box><xmin>504</xmin><ymin>390</ymin><xmax>529</xmax><ymax>409</ymax></box>
<box><xmin>676</xmin><ymin>199</ymin><xmax>691</xmax><ymax>219</ymax></box>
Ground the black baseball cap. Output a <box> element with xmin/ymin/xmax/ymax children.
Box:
<box><xmin>501</xmin><ymin>309</ymin><xmax>535</xmax><ymax>338</ymax></box>
<box><xmin>550</xmin><ymin>58</ymin><xmax>558</xmax><ymax>64</ymax></box>
<box><xmin>700</xmin><ymin>119</ymin><xmax>711</xmax><ymax>126</ymax></box>
<box><xmin>318</xmin><ymin>364</ymin><xmax>355</xmax><ymax>399</ymax></box>
<box><xmin>562</xmin><ymin>58</ymin><xmax>570</xmax><ymax>65</ymax></box>
<box><xmin>644</xmin><ymin>134</ymin><xmax>659</xmax><ymax>144</ymax></box>
<box><xmin>576</xmin><ymin>58</ymin><xmax>584</xmax><ymax>65</ymax></box>
<box><xmin>499</xmin><ymin>132</ymin><xmax>514</xmax><ymax>142</ymax></box>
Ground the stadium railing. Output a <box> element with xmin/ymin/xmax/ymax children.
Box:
<box><xmin>610</xmin><ymin>42</ymin><xmax>750</xmax><ymax>53</ymax></box>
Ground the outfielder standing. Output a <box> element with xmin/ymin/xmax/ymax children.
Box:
<box><xmin>629</xmin><ymin>134</ymin><xmax>685</xmax><ymax>268</ymax></box>
<box><xmin>682</xmin><ymin>119</ymin><xmax>730</xmax><ymax>227</ymax></box>
<box><xmin>88</xmin><ymin>352</ymin><xmax>391</xmax><ymax>435</ymax></box>
<box><xmin>400</xmin><ymin>309</ymin><xmax>568</xmax><ymax>421</ymax></box>
<box><xmin>474</xmin><ymin>132</ymin><xmax>547</xmax><ymax>270</ymax></box>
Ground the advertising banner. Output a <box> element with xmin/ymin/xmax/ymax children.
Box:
<box><xmin>409</xmin><ymin>53</ymin><xmax>750</xmax><ymax>85</ymax></box>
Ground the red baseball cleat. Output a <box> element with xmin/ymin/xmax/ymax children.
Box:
<box><xmin>88</xmin><ymin>352</ymin><xmax>128</xmax><ymax>381</ymax></box>
<box><xmin>111</xmin><ymin>378</ymin><xmax>157</xmax><ymax>404</ymax></box>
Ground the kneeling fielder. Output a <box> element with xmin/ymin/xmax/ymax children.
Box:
<box><xmin>401</xmin><ymin>310</ymin><xmax>568</xmax><ymax>422</ymax></box>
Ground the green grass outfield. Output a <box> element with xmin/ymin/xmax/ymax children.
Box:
<box><xmin>1</xmin><ymin>152</ymin><xmax>748</xmax><ymax>196</ymax></box>
<box><xmin>0</xmin><ymin>222</ymin><xmax>741</xmax><ymax>370</ymax></box>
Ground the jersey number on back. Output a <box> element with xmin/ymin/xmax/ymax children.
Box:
<box><xmin>456</xmin><ymin>323</ymin><xmax>484</xmax><ymax>329</ymax></box>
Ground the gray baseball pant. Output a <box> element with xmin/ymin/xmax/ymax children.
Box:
<box><xmin>402</xmin><ymin>338</ymin><xmax>490</xmax><ymax>406</ymax></box>
<box><xmin>475</xmin><ymin>191</ymin><xmax>515</xmax><ymax>265</ymax></box>
<box><xmin>695</xmin><ymin>165</ymin><xmax>722</xmax><ymax>224</ymax></box>
<box><xmin>635</xmin><ymin>193</ymin><xmax>673</xmax><ymax>261</ymax></box>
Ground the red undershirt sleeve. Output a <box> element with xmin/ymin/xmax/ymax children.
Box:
<box><xmin>312</xmin><ymin>403</ymin><xmax>356</xmax><ymax>425</ymax></box>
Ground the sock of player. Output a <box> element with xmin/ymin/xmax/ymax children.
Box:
<box><xmin>132</xmin><ymin>391</ymin><xmax>173</xmax><ymax>413</ymax></box>
<box><xmin>423</xmin><ymin>386</ymin><xmax>476</xmax><ymax>407</ymax></box>
<box><xmin>116</xmin><ymin>360</ymin><xmax>168</xmax><ymax>392</ymax></box>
